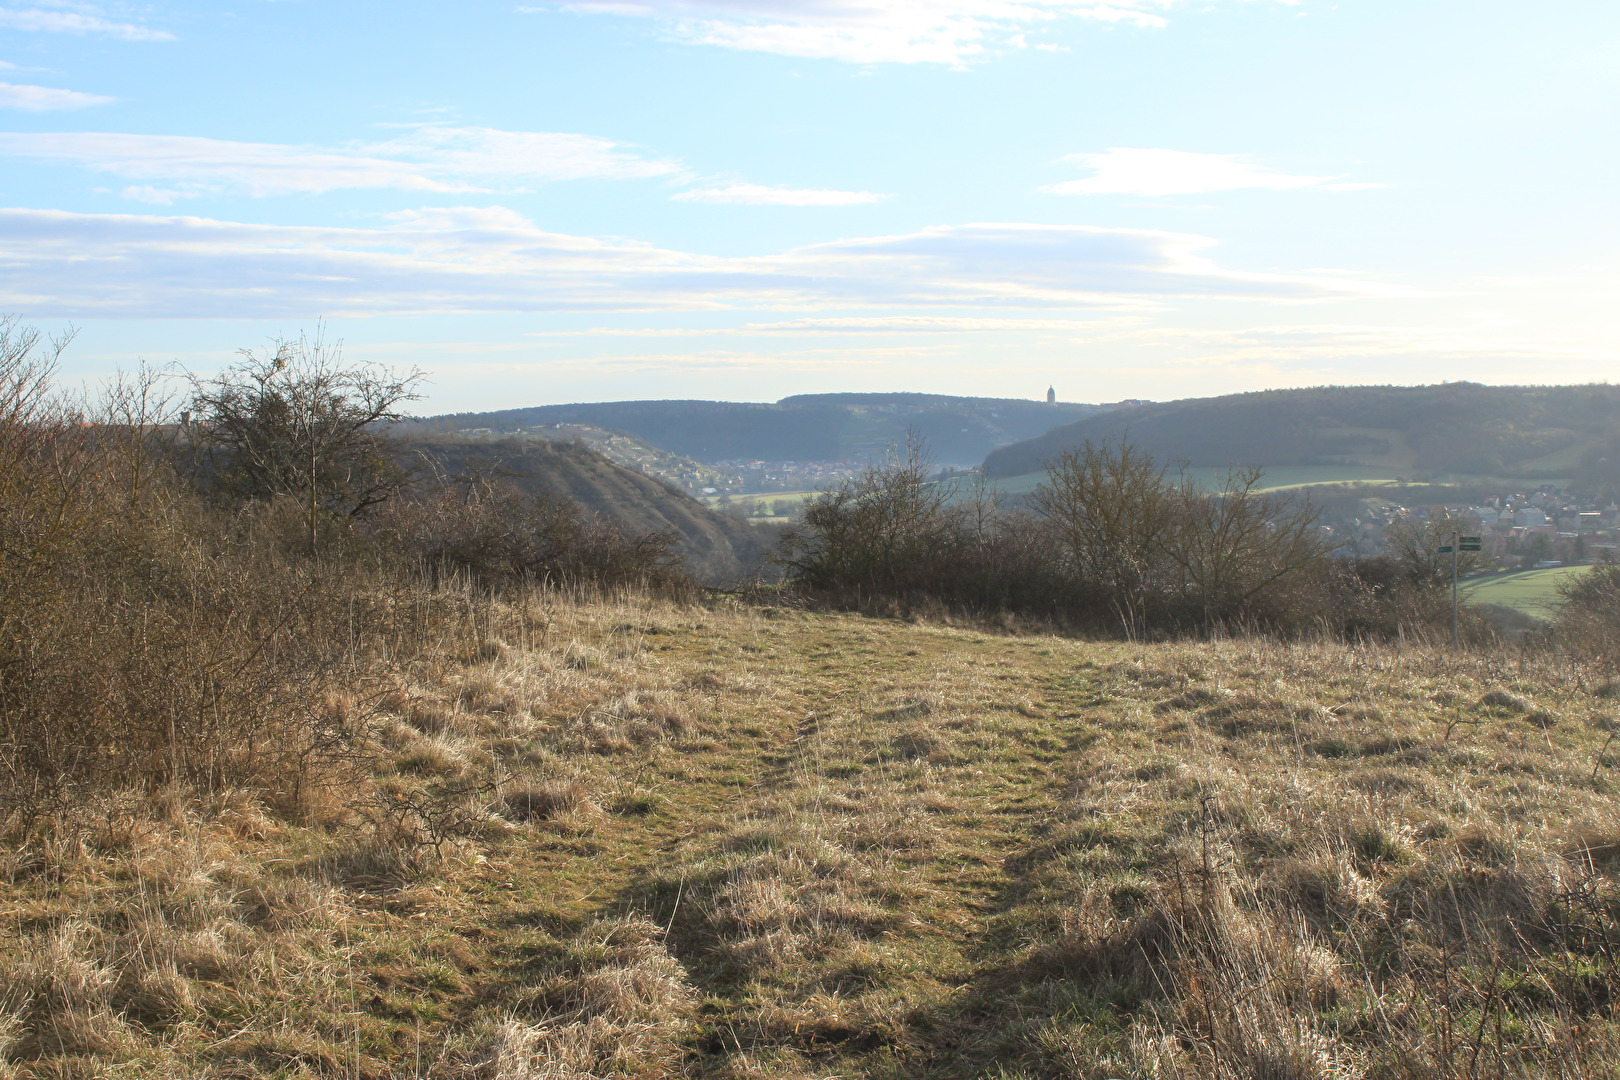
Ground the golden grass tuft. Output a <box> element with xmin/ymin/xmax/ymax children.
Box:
<box><xmin>499</xmin><ymin>780</ymin><xmax>599</xmax><ymax>823</ymax></box>
<box><xmin>484</xmin><ymin>917</ymin><xmax>694</xmax><ymax>1080</ymax></box>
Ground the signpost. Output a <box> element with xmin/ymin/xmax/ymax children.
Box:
<box><xmin>1444</xmin><ymin>533</ymin><xmax>1484</xmax><ymax>648</ymax></box>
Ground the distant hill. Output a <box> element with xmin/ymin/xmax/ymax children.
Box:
<box><xmin>420</xmin><ymin>393</ymin><xmax>1102</xmax><ymax>466</ymax></box>
<box><xmin>408</xmin><ymin>436</ymin><xmax>773</xmax><ymax>584</ymax></box>
<box><xmin>982</xmin><ymin>383</ymin><xmax>1620</xmax><ymax>493</ymax></box>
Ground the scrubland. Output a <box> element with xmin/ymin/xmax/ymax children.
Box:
<box><xmin>5</xmin><ymin>592</ymin><xmax>1619</xmax><ymax>1080</ymax></box>
<box><xmin>6</xmin><ymin>326</ymin><xmax>1620</xmax><ymax>1078</ymax></box>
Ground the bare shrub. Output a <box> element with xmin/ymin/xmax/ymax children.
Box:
<box><xmin>1548</xmin><ymin>562</ymin><xmax>1620</xmax><ymax>666</ymax></box>
<box><xmin>777</xmin><ymin>437</ymin><xmax>1441</xmax><ymax>641</ymax></box>
<box><xmin>183</xmin><ymin>327</ymin><xmax>423</xmax><ymax>555</ymax></box>
<box><xmin>0</xmin><ymin>323</ymin><xmax>501</xmax><ymax>827</ymax></box>
<box><xmin>778</xmin><ymin>440</ymin><xmax>1068</xmax><ymax>618</ymax></box>
<box><xmin>375</xmin><ymin>475</ymin><xmax>694</xmax><ymax>597</ymax></box>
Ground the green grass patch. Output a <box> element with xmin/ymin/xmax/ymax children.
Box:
<box><xmin>1460</xmin><ymin>564</ymin><xmax>1593</xmax><ymax>620</ymax></box>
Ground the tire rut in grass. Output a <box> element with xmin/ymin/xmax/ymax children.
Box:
<box><xmin>441</xmin><ymin>624</ymin><xmax>813</xmax><ymax>1075</ymax></box>
<box><xmin>619</xmin><ymin>638</ymin><xmax>1103</xmax><ymax>1077</ymax></box>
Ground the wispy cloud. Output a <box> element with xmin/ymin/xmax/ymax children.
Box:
<box><xmin>369</xmin><ymin>125</ymin><xmax>685</xmax><ymax>183</ymax></box>
<box><xmin>1043</xmin><ymin>148</ymin><xmax>1383</xmax><ymax>197</ymax></box>
<box><xmin>0</xmin><ymin>81</ymin><xmax>114</xmax><ymax>110</ymax></box>
<box><xmin>0</xmin><ymin>5</ymin><xmax>173</xmax><ymax>41</ymax></box>
<box><xmin>1097</xmin><ymin>323</ymin><xmax>1616</xmax><ymax>363</ymax></box>
<box><xmin>0</xmin><ymin>126</ymin><xmax>686</xmax><ymax>198</ymax></box>
<box><xmin>534</xmin><ymin>315</ymin><xmax>1112</xmax><ymax>335</ymax></box>
<box><xmin>0</xmin><ymin>206</ymin><xmax>1396</xmax><ymax>319</ymax></box>
<box><xmin>532</xmin><ymin>0</ymin><xmax>1196</xmax><ymax>64</ymax></box>
<box><xmin>672</xmin><ymin>182</ymin><xmax>886</xmax><ymax>206</ymax></box>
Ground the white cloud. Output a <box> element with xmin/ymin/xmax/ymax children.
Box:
<box><xmin>0</xmin><ymin>81</ymin><xmax>114</xmax><ymax>110</ymax></box>
<box><xmin>119</xmin><ymin>185</ymin><xmax>185</xmax><ymax>204</ymax></box>
<box><xmin>1099</xmin><ymin>323</ymin><xmax>1616</xmax><ymax>363</ymax></box>
<box><xmin>368</xmin><ymin>125</ymin><xmax>685</xmax><ymax>183</ymax></box>
<box><xmin>0</xmin><ymin>6</ymin><xmax>173</xmax><ymax>41</ymax></box>
<box><xmin>672</xmin><ymin>182</ymin><xmax>886</xmax><ymax>205</ymax></box>
<box><xmin>536</xmin><ymin>315</ymin><xmax>1111</xmax><ymax>335</ymax></box>
<box><xmin>536</xmin><ymin>0</ymin><xmax>1193</xmax><ymax>64</ymax></box>
<box><xmin>743</xmin><ymin>315</ymin><xmax>1096</xmax><ymax>331</ymax></box>
<box><xmin>0</xmin><ymin>132</ymin><xmax>467</xmax><ymax>197</ymax></box>
<box><xmin>0</xmin><ymin>206</ymin><xmax>1395</xmax><ymax>319</ymax></box>
<box><xmin>1043</xmin><ymin>148</ymin><xmax>1383</xmax><ymax>197</ymax></box>
<box><xmin>0</xmin><ymin>126</ymin><xmax>685</xmax><ymax>197</ymax></box>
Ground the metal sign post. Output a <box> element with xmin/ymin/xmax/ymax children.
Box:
<box><xmin>1441</xmin><ymin>533</ymin><xmax>1483</xmax><ymax>649</ymax></box>
<box><xmin>1445</xmin><ymin>532</ymin><xmax>1459</xmax><ymax>648</ymax></box>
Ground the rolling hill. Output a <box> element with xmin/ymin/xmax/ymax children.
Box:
<box><xmin>982</xmin><ymin>383</ymin><xmax>1620</xmax><ymax>492</ymax></box>
<box><xmin>410</xmin><ymin>436</ymin><xmax>774</xmax><ymax>583</ymax></box>
<box><xmin>422</xmin><ymin>392</ymin><xmax>1103</xmax><ymax>466</ymax></box>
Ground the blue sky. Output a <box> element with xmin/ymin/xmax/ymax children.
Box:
<box><xmin>1</xmin><ymin>0</ymin><xmax>1616</xmax><ymax>411</ymax></box>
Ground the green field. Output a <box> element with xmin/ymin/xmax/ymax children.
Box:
<box><xmin>943</xmin><ymin>465</ymin><xmax>1410</xmax><ymax>500</ymax></box>
<box><xmin>958</xmin><ymin>464</ymin><xmax>1575</xmax><ymax>501</ymax></box>
<box><xmin>702</xmin><ymin>489</ymin><xmax>819</xmax><ymax>525</ymax></box>
<box><xmin>1460</xmin><ymin>565</ymin><xmax>1592</xmax><ymax>620</ymax></box>
<box><xmin>705</xmin><ymin>489</ymin><xmax>817</xmax><ymax>509</ymax></box>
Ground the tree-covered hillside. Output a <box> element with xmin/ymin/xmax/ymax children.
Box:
<box><xmin>425</xmin><ymin>393</ymin><xmax>1102</xmax><ymax>465</ymax></box>
<box><xmin>983</xmin><ymin>383</ymin><xmax>1620</xmax><ymax>491</ymax></box>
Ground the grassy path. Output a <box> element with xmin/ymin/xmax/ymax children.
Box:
<box><xmin>11</xmin><ymin>597</ymin><xmax>1618</xmax><ymax>1079</ymax></box>
<box><xmin>420</xmin><ymin>610</ymin><xmax>1112</xmax><ymax>1077</ymax></box>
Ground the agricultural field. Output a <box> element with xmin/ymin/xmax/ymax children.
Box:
<box><xmin>935</xmin><ymin>466</ymin><xmax>1413</xmax><ymax>502</ymax></box>
<box><xmin>8</xmin><ymin>595</ymin><xmax>1620</xmax><ymax>1078</ymax></box>
<box><xmin>1460</xmin><ymin>565</ymin><xmax>1594</xmax><ymax>621</ymax></box>
<box><xmin>938</xmin><ymin>466</ymin><xmax>1581</xmax><ymax>512</ymax></box>
<box><xmin>705</xmin><ymin>490</ymin><xmax>818</xmax><ymax>522</ymax></box>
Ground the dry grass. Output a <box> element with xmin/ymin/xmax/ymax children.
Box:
<box><xmin>481</xmin><ymin>917</ymin><xmax>694</xmax><ymax>1080</ymax></box>
<box><xmin>3</xmin><ymin>593</ymin><xmax>1619</xmax><ymax>1078</ymax></box>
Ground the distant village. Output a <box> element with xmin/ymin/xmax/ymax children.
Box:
<box><xmin>450</xmin><ymin>413</ymin><xmax>1619</xmax><ymax>570</ymax></box>
<box><xmin>1325</xmin><ymin>486</ymin><xmax>1620</xmax><ymax>568</ymax></box>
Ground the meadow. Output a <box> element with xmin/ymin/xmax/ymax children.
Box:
<box><xmin>7</xmin><ymin>593</ymin><xmax>1619</xmax><ymax>1079</ymax></box>
<box><xmin>949</xmin><ymin>466</ymin><xmax>1574</xmax><ymax>503</ymax></box>
<box><xmin>1460</xmin><ymin>566</ymin><xmax>1595</xmax><ymax>621</ymax></box>
<box><xmin>704</xmin><ymin>490</ymin><xmax>819</xmax><ymax>521</ymax></box>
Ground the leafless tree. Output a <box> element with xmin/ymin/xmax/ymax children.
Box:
<box><xmin>778</xmin><ymin>436</ymin><xmax>955</xmax><ymax>598</ymax></box>
<box><xmin>1384</xmin><ymin>511</ymin><xmax>1487</xmax><ymax>586</ymax></box>
<box><xmin>1032</xmin><ymin>440</ymin><xmax>1177</xmax><ymax>606</ymax></box>
<box><xmin>187</xmin><ymin>329</ymin><xmax>423</xmax><ymax>554</ymax></box>
<box><xmin>1166</xmin><ymin>465</ymin><xmax>1329</xmax><ymax>622</ymax></box>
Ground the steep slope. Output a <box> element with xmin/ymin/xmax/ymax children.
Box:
<box><xmin>425</xmin><ymin>392</ymin><xmax>1102</xmax><ymax>465</ymax></box>
<box><xmin>983</xmin><ymin>382</ymin><xmax>1620</xmax><ymax>483</ymax></box>
<box><xmin>411</xmin><ymin>436</ymin><xmax>773</xmax><ymax>582</ymax></box>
